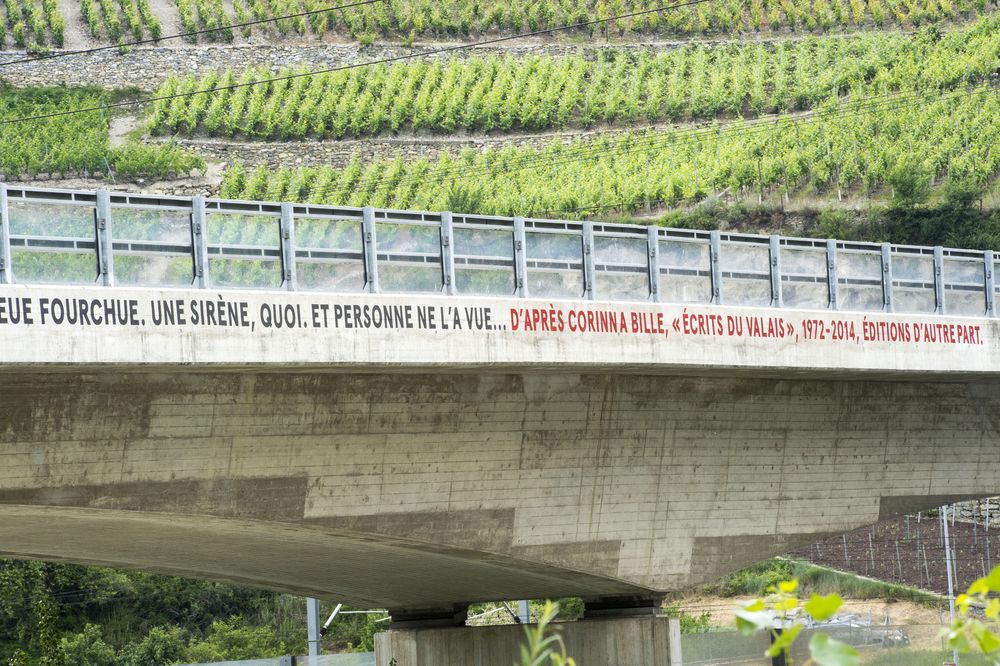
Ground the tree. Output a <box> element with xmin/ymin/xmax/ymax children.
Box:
<box><xmin>35</xmin><ymin>598</ymin><xmax>63</xmax><ymax>666</ymax></box>
<box><xmin>60</xmin><ymin>625</ymin><xmax>115</xmax><ymax>666</ymax></box>
<box><xmin>888</xmin><ymin>160</ymin><xmax>931</xmax><ymax>209</ymax></box>
<box><xmin>183</xmin><ymin>617</ymin><xmax>285</xmax><ymax>662</ymax></box>
<box><xmin>116</xmin><ymin>626</ymin><xmax>187</xmax><ymax>666</ymax></box>
<box><xmin>943</xmin><ymin>173</ymin><xmax>985</xmax><ymax>210</ymax></box>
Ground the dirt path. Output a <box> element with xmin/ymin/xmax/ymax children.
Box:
<box><xmin>150</xmin><ymin>0</ymin><xmax>185</xmax><ymax>43</ymax></box>
<box><xmin>109</xmin><ymin>115</ymin><xmax>140</xmax><ymax>147</ymax></box>
<box><xmin>58</xmin><ymin>0</ymin><xmax>100</xmax><ymax>49</ymax></box>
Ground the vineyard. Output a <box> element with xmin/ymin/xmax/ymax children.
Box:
<box><xmin>0</xmin><ymin>85</ymin><xmax>203</xmax><ymax>178</ymax></box>
<box><xmin>0</xmin><ymin>0</ymin><xmax>985</xmax><ymax>47</ymax></box>
<box><xmin>80</xmin><ymin>0</ymin><xmax>161</xmax><ymax>42</ymax></box>
<box><xmin>0</xmin><ymin>0</ymin><xmax>988</xmax><ymax>48</ymax></box>
<box><xmin>0</xmin><ymin>0</ymin><xmax>63</xmax><ymax>49</ymax></box>
<box><xmin>164</xmin><ymin>0</ymin><xmax>998</xmax><ymax>42</ymax></box>
<box><xmin>218</xmin><ymin>86</ymin><xmax>1000</xmax><ymax>216</ymax></box>
<box><xmin>148</xmin><ymin>18</ymin><xmax>999</xmax><ymax>138</ymax></box>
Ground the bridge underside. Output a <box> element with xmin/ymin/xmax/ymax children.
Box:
<box><xmin>0</xmin><ymin>369</ymin><xmax>995</xmax><ymax>606</ymax></box>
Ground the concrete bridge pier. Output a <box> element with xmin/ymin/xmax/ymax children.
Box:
<box><xmin>375</xmin><ymin>598</ymin><xmax>681</xmax><ymax>666</ymax></box>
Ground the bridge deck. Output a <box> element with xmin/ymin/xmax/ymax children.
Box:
<box><xmin>2</xmin><ymin>187</ymin><xmax>999</xmax><ymax>605</ymax></box>
<box><xmin>0</xmin><ymin>185</ymin><xmax>995</xmax><ymax>317</ymax></box>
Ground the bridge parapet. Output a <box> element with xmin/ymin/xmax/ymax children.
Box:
<box><xmin>0</xmin><ymin>185</ymin><xmax>996</xmax><ymax>317</ymax></box>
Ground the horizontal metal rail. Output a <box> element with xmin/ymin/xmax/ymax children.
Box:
<box><xmin>0</xmin><ymin>184</ymin><xmax>996</xmax><ymax>318</ymax></box>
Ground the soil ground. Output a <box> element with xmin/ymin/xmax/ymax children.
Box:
<box><xmin>789</xmin><ymin>514</ymin><xmax>998</xmax><ymax>597</ymax></box>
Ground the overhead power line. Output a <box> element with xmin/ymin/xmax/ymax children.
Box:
<box><xmin>379</xmin><ymin>83</ymin><xmax>997</xmax><ymax>193</ymax></box>
<box><xmin>0</xmin><ymin>0</ymin><xmax>389</xmax><ymax>68</ymax></box>
<box><xmin>0</xmin><ymin>0</ymin><xmax>719</xmax><ymax>127</ymax></box>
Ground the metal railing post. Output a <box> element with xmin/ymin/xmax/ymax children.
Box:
<box><xmin>95</xmin><ymin>190</ymin><xmax>114</xmax><ymax>287</ymax></box>
<box><xmin>280</xmin><ymin>203</ymin><xmax>297</xmax><ymax>292</ymax></box>
<box><xmin>985</xmin><ymin>250</ymin><xmax>996</xmax><ymax>317</ymax></box>
<box><xmin>933</xmin><ymin>246</ymin><xmax>945</xmax><ymax>314</ymax></box>
<box><xmin>647</xmin><ymin>226</ymin><xmax>660</xmax><ymax>302</ymax></box>
<box><xmin>881</xmin><ymin>243</ymin><xmax>894</xmax><ymax>313</ymax></box>
<box><xmin>826</xmin><ymin>239</ymin><xmax>838</xmax><ymax>310</ymax></box>
<box><xmin>440</xmin><ymin>211</ymin><xmax>456</xmax><ymax>296</ymax></box>
<box><xmin>307</xmin><ymin>598</ymin><xmax>321</xmax><ymax>657</ymax></box>
<box><xmin>513</xmin><ymin>217</ymin><xmax>528</xmax><ymax>299</ymax></box>
<box><xmin>191</xmin><ymin>196</ymin><xmax>208</xmax><ymax>288</ymax></box>
<box><xmin>709</xmin><ymin>230</ymin><xmax>722</xmax><ymax>305</ymax></box>
<box><xmin>769</xmin><ymin>235</ymin><xmax>783</xmax><ymax>308</ymax></box>
<box><xmin>0</xmin><ymin>184</ymin><xmax>11</xmax><ymax>284</ymax></box>
<box><xmin>362</xmin><ymin>206</ymin><xmax>379</xmax><ymax>293</ymax></box>
<box><xmin>582</xmin><ymin>221</ymin><xmax>595</xmax><ymax>301</ymax></box>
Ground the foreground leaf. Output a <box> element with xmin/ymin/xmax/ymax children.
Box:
<box><xmin>809</xmin><ymin>633</ymin><xmax>859</xmax><ymax>666</ymax></box>
<box><xmin>735</xmin><ymin>609</ymin><xmax>774</xmax><ymax>636</ymax></box>
<box><xmin>778</xmin><ymin>580</ymin><xmax>799</xmax><ymax>594</ymax></box>
<box><xmin>765</xmin><ymin>625</ymin><xmax>802</xmax><ymax>657</ymax></box>
<box><xmin>804</xmin><ymin>593</ymin><xmax>842</xmax><ymax>622</ymax></box>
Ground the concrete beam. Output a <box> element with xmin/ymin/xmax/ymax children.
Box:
<box><xmin>374</xmin><ymin>616</ymin><xmax>683</xmax><ymax>666</ymax></box>
<box><xmin>0</xmin><ymin>370</ymin><xmax>995</xmax><ymax>605</ymax></box>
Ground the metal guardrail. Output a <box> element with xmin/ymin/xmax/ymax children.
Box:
<box><xmin>0</xmin><ymin>184</ymin><xmax>996</xmax><ymax>317</ymax></box>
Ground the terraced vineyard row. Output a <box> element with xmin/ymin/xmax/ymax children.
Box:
<box><xmin>80</xmin><ymin>0</ymin><xmax>161</xmax><ymax>42</ymax></box>
<box><xmin>170</xmin><ymin>0</ymin><xmax>999</xmax><ymax>42</ymax></box>
<box><xmin>0</xmin><ymin>86</ymin><xmax>203</xmax><ymax>178</ymax></box>
<box><xmin>219</xmin><ymin>87</ymin><xmax>1000</xmax><ymax>216</ymax></box>
<box><xmin>0</xmin><ymin>0</ymin><xmax>63</xmax><ymax>49</ymax></box>
<box><xmin>0</xmin><ymin>0</ymin><xmax>987</xmax><ymax>46</ymax></box>
<box><xmin>148</xmin><ymin>19</ymin><xmax>999</xmax><ymax>138</ymax></box>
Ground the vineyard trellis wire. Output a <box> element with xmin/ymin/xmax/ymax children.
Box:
<box><xmin>0</xmin><ymin>0</ymin><xmax>385</xmax><ymax>67</ymax></box>
<box><xmin>291</xmin><ymin>83</ymin><xmax>996</xmax><ymax>198</ymax></box>
<box><xmin>0</xmin><ymin>0</ymin><xmax>724</xmax><ymax>127</ymax></box>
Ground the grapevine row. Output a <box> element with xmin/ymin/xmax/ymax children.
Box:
<box><xmin>148</xmin><ymin>18</ymin><xmax>1000</xmax><ymax>139</ymax></box>
<box><xmin>0</xmin><ymin>85</ymin><xmax>203</xmax><ymax>179</ymax></box>
<box><xmin>170</xmin><ymin>0</ymin><xmax>998</xmax><ymax>42</ymax></box>
<box><xmin>219</xmin><ymin>88</ymin><xmax>1000</xmax><ymax>217</ymax></box>
<box><xmin>0</xmin><ymin>0</ymin><xmax>64</xmax><ymax>48</ymax></box>
<box><xmin>80</xmin><ymin>0</ymin><xmax>162</xmax><ymax>42</ymax></box>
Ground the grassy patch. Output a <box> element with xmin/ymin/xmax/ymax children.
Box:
<box><xmin>705</xmin><ymin>558</ymin><xmax>946</xmax><ymax>608</ymax></box>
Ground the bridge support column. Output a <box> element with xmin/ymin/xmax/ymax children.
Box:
<box><xmin>375</xmin><ymin>600</ymin><xmax>681</xmax><ymax>666</ymax></box>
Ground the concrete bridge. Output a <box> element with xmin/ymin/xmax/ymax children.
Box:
<box><xmin>2</xmin><ymin>185</ymin><xmax>999</xmax><ymax>664</ymax></box>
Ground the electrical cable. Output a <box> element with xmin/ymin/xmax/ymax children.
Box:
<box><xmin>0</xmin><ymin>0</ymin><xmax>388</xmax><ymax>67</ymax></box>
<box><xmin>0</xmin><ymin>0</ymin><xmax>720</xmax><ymax>127</ymax></box>
<box><xmin>366</xmin><ymin>82</ymin><xmax>998</xmax><ymax>196</ymax></box>
<box><xmin>377</xmin><ymin>82</ymin><xmax>995</xmax><ymax>189</ymax></box>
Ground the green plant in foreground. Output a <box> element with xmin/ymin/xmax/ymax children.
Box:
<box><xmin>738</xmin><ymin>566</ymin><xmax>1000</xmax><ymax>665</ymax></box>
<box><xmin>945</xmin><ymin>566</ymin><xmax>1000</xmax><ymax>658</ymax></box>
<box><xmin>519</xmin><ymin>601</ymin><xmax>575</xmax><ymax>666</ymax></box>
<box><xmin>734</xmin><ymin>579</ymin><xmax>858</xmax><ymax>665</ymax></box>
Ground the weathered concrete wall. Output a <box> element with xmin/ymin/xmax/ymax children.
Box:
<box><xmin>0</xmin><ymin>368</ymin><xmax>997</xmax><ymax>605</ymax></box>
<box><xmin>374</xmin><ymin>616</ymin><xmax>682</xmax><ymax>666</ymax></box>
<box><xmin>1</xmin><ymin>285</ymin><xmax>999</xmax><ymax>606</ymax></box>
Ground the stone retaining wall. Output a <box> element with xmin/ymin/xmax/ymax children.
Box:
<box><xmin>0</xmin><ymin>41</ymin><xmax>694</xmax><ymax>91</ymax></box>
<box><xmin>955</xmin><ymin>498</ymin><xmax>1000</xmax><ymax>525</ymax></box>
<box><xmin>160</xmin><ymin>130</ymin><xmax>600</xmax><ymax>170</ymax></box>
